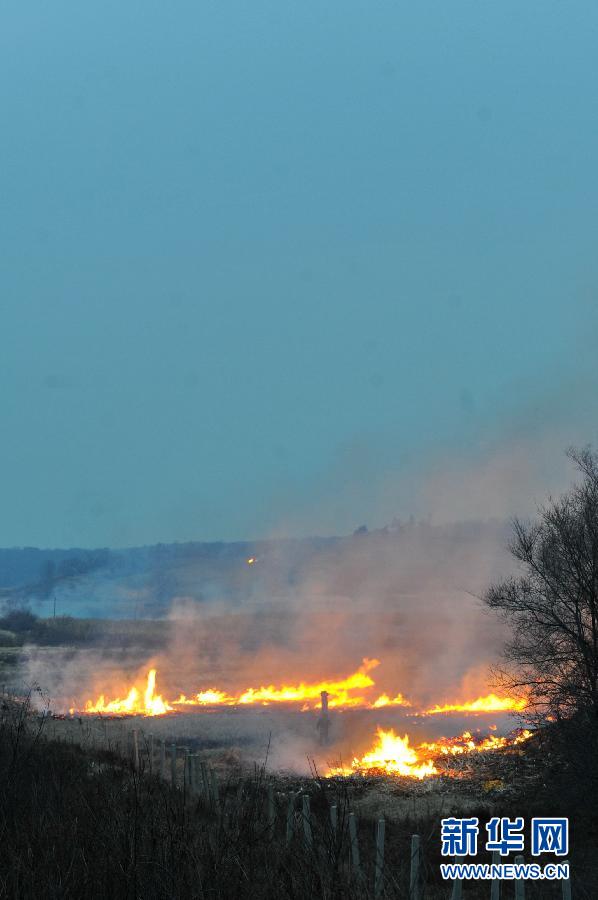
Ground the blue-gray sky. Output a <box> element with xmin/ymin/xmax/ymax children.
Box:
<box><xmin>2</xmin><ymin>1</ymin><xmax>598</xmax><ymax>547</ymax></box>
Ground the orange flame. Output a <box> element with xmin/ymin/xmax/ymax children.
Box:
<box><xmin>76</xmin><ymin>660</ymin><xmax>381</xmax><ymax>716</ymax></box>
<box><xmin>424</xmin><ymin>694</ymin><xmax>527</xmax><ymax>715</ymax></box>
<box><xmin>83</xmin><ymin>669</ymin><xmax>172</xmax><ymax>717</ymax></box>
<box><xmin>73</xmin><ymin>663</ymin><xmax>526</xmax><ymax>719</ymax></box>
<box><xmin>372</xmin><ymin>692</ymin><xmax>411</xmax><ymax>709</ymax></box>
<box><xmin>349</xmin><ymin>728</ymin><xmax>437</xmax><ymax>779</ymax></box>
<box><xmin>236</xmin><ymin>658</ymin><xmax>379</xmax><ymax>708</ymax></box>
<box><xmin>329</xmin><ymin>727</ymin><xmax>532</xmax><ymax>779</ymax></box>
<box><xmin>419</xmin><ymin>728</ymin><xmax>532</xmax><ymax>756</ymax></box>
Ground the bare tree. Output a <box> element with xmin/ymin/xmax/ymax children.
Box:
<box><xmin>484</xmin><ymin>447</ymin><xmax>598</xmax><ymax>727</ymax></box>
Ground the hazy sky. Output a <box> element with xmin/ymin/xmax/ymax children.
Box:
<box><xmin>2</xmin><ymin>1</ymin><xmax>598</xmax><ymax>547</ymax></box>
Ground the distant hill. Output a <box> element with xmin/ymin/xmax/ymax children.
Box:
<box><xmin>0</xmin><ymin>520</ymin><xmax>509</xmax><ymax>619</ymax></box>
<box><xmin>0</xmin><ymin>537</ymin><xmax>337</xmax><ymax>618</ymax></box>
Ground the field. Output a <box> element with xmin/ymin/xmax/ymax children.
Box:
<box><xmin>2</xmin><ymin>694</ymin><xmax>594</xmax><ymax>899</ymax></box>
<box><xmin>1</xmin><ymin>616</ymin><xmax>597</xmax><ymax>897</ymax></box>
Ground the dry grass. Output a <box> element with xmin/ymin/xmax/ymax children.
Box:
<box><xmin>0</xmin><ymin>699</ymin><xmax>594</xmax><ymax>899</ymax></box>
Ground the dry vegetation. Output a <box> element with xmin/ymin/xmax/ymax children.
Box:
<box><xmin>1</xmin><ymin>697</ymin><xmax>596</xmax><ymax>899</ymax></box>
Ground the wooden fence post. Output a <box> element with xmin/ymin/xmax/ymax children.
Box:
<box><xmin>302</xmin><ymin>795</ymin><xmax>312</xmax><ymax>848</ymax></box>
<box><xmin>374</xmin><ymin>817</ymin><xmax>385</xmax><ymax>899</ymax></box>
<box><xmin>561</xmin><ymin>861</ymin><xmax>571</xmax><ymax>900</ymax></box>
<box><xmin>211</xmin><ymin>769</ymin><xmax>220</xmax><ymax>810</ymax></box>
<box><xmin>267</xmin><ymin>784</ymin><xmax>276</xmax><ymax>831</ymax></box>
<box><xmin>148</xmin><ymin>732</ymin><xmax>154</xmax><ymax>774</ymax></box>
<box><xmin>285</xmin><ymin>794</ymin><xmax>295</xmax><ymax>845</ymax></box>
<box><xmin>183</xmin><ymin>748</ymin><xmax>190</xmax><ymax>791</ymax></box>
<box><xmin>348</xmin><ymin>812</ymin><xmax>361</xmax><ymax>876</ymax></box>
<box><xmin>514</xmin><ymin>856</ymin><xmax>525</xmax><ymax>900</ymax></box>
<box><xmin>188</xmin><ymin>753</ymin><xmax>198</xmax><ymax>794</ymax></box>
<box><xmin>490</xmin><ymin>850</ymin><xmax>500</xmax><ymax>900</ymax></box>
<box><xmin>235</xmin><ymin>780</ymin><xmax>244</xmax><ymax>809</ymax></box>
<box><xmin>410</xmin><ymin>834</ymin><xmax>421</xmax><ymax>900</ymax></box>
<box><xmin>170</xmin><ymin>743</ymin><xmax>177</xmax><ymax>787</ymax></box>
<box><xmin>450</xmin><ymin>857</ymin><xmax>463</xmax><ymax>900</ymax></box>
<box><xmin>132</xmin><ymin>728</ymin><xmax>139</xmax><ymax>772</ymax></box>
<box><xmin>329</xmin><ymin>804</ymin><xmax>338</xmax><ymax>862</ymax></box>
<box><xmin>201</xmin><ymin>762</ymin><xmax>210</xmax><ymax>802</ymax></box>
<box><xmin>330</xmin><ymin>804</ymin><xmax>338</xmax><ymax>836</ymax></box>
<box><xmin>196</xmin><ymin>756</ymin><xmax>203</xmax><ymax>797</ymax></box>
<box><xmin>159</xmin><ymin>739</ymin><xmax>166</xmax><ymax>780</ymax></box>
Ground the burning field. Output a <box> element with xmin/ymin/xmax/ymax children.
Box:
<box><xmin>59</xmin><ymin>659</ymin><xmax>530</xmax><ymax>786</ymax></box>
<box><xmin>13</xmin><ymin>527</ymin><xmax>538</xmax><ymax>828</ymax></box>
<box><xmin>70</xmin><ymin>660</ymin><xmax>525</xmax><ymax>720</ymax></box>
<box><xmin>2</xmin><ymin>527</ymin><xmax>575</xmax><ymax>898</ymax></box>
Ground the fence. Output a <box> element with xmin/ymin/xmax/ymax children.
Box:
<box><xmin>130</xmin><ymin>727</ymin><xmax>573</xmax><ymax>899</ymax></box>
<box><xmin>17</xmin><ymin>708</ymin><xmax>576</xmax><ymax>898</ymax></box>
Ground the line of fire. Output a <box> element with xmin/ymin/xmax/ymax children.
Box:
<box><xmin>63</xmin><ymin>661</ymin><xmax>531</xmax><ymax>780</ymax></box>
